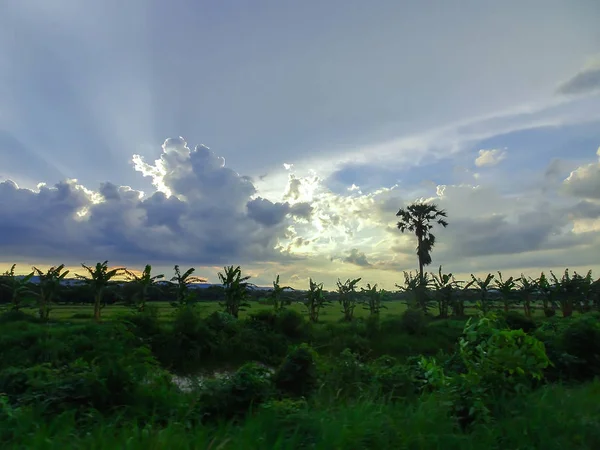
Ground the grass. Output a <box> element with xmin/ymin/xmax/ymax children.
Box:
<box><xmin>3</xmin><ymin>301</ymin><xmax>412</xmax><ymax>323</ymax></box>
<box><xmin>1</xmin><ymin>299</ymin><xmax>555</xmax><ymax>323</ymax></box>
<box><xmin>3</xmin><ymin>381</ymin><xmax>600</xmax><ymax>449</ymax></box>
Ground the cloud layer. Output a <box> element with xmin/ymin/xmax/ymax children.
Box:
<box><xmin>0</xmin><ymin>132</ymin><xmax>599</xmax><ymax>288</ymax></box>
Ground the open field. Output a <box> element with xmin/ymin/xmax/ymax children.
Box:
<box><xmin>0</xmin><ymin>299</ymin><xmax>559</xmax><ymax>323</ymax></box>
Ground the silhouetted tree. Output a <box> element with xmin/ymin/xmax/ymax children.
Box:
<box><xmin>396</xmin><ymin>202</ymin><xmax>448</xmax><ymax>281</ymax></box>
<box><xmin>76</xmin><ymin>261</ymin><xmax>125</xmax><ymax>321</ymax></box>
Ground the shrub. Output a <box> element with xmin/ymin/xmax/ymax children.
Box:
<box><xmin>322</xmin><ymin>348</ymin><xmax>371</xmax><ymax>397</ymax></box>
<box><xmin>560</xmin><ymin>313</ymin><xmax>600</xmax><ymax>381</ymax></box>
<box><xmin>160</xmin><ymin>307</ymin><xmax>217</xmax><ymax>373</ymax></box>
<box><xmin>370</xmin><ymin>356</ymin><xmax>416</xmax><ymax>400</ymax></box>
<box><xmin>398</xmin><ymin>309</ymin><xmax>428</xmax><ymax>335</ymax></box>
<box><xmin>204</xmin><ymin>310</ymin><xmax>237</xmax><ymax>334</ymax></box>
<box><xmin>247</xmin><ymin>309</ymin><xmax>278</xmax><ymax>332</ymax></box>
<box><xmin>123</xmin><ymin>306</ymin><xmax>162</xmax><ymax>339</ymax></box>
<box><xmin>501</xmin><ymin>311</ymin><xmax>537</xmax><ymax>333</ymax></box>
<box><xmin>273</xmin><ymin>343</ymin><xmax>318</xmax><ymax>398</ymax></box>
<box><xmin>275</xmin><ymin>309</ymin><xmax>307</xmax><ymax>340</ymax></box>
<box><xmin>0</xmin><ymin>310</ymin><xmax>40</xmax><ymax>324</ymax></box>
<box><xmin>0</xmin><ymin>346</ymin><xmax>173</xmax><ymax>418</ymax></box>
<box><xmin>197</xmin><ymin>362</ymin><xmax>274</xmax><ymax>421</ymax></box>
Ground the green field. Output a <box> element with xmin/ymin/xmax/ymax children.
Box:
<box><xmin>5</xmin><ymin>299</ymin><xmax>556</xmax><ymax>323</ymax></box>
<box><xmin>38</xmin><ymin>300</ymin><xmax>409</xmax><ymax>322</ymax></box>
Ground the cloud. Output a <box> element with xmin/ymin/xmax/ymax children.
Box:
<box><xmin>1</xmin><ymin>131</ymin><xmax>600</xmax><ymax>289</ymax></box>
<box><xmin>474</xmin><ymin>148</ymin><xmax>507</xmax><ymax>167</ymax></box>
<box><xmin>557</xmin><ymin>58</ymin><xmax>600</xmax><ymax>96</ymax></box>
<box><xmin>342</xmin><ymin>248</ymin><xmax>372</xmax><ymax>267</ymax></box>
<box><xmin>0</xmin><ymin>138</ymin><xmax>313</xmax><ymax>268</ymax></box>
<box><xmin>563</xmin><ymin>147</ymin><xmax>600</xmax><ymax>200</ymax></box>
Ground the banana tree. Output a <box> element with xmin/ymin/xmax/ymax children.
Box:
<box><xmin>218</xmin><ymin>265</ymin><xmax>253</xmax><ymax>318</ymax></box>
<box><xmin>124</xmin><ymin>265</ymin><xmax>164</xmax><ymax>312</ymax></box>
<box><xmin>1</xmin><ymin>264</ymin><xmax>36</xmax><ymax>312</ymax></box>
<box><xmin>33</xmin><ymin>265</ymin><xmax>69</xmax><ymax>320</ymax></box>
<box><xmin>537</xmin><ymin>272</ymin><xmax>558</xmax><ymax>317</ymax></box>
<box><xmin>170</xmin><ymin>265</ymin><xmax>206</xmax><ymax>308</ymax></box>
<box><xmin>494</xmin><ymin>272</ymin><xmax>519</xmax><ymax>313</ymax></box>
<box><xmin>396</xmin><ymin>270</ymin><xmax>432</xmax><ymax>314</ymax></box>
<box><xmin>76</xmin><ymin>261</ymin><xmax>125</xmax><ymax>322</ymax></box>
<box><xmin>572</xmin><ymin>270</ymin><xmax>594</xmax><ymax>313</ymax></box>
<box><xmin>270</xmin><ymin>274</ymin><xmax>294</xmax><ymax>312</ymax></box>
<box><xmin>431</xmin><ymin>266</ymin><xmax>459</xmax><ymax>318</ymax></box>
<box><xmin>517</xmin><ymin>275</ymin><xmax>537</xmax><ymax>319</ymax></box>
<box><xmin>453</xmin><ymin>277</ymin><xmax>475</xmax><ymax>317</ymax></box>
<box><xmin>550</xmin><ymin>269</ymin><xmax>579</xmax><ymax>318</ymax></box>
<box><xmin>304</xmin><ymin>278</ymin><xmax>328</xmax><ymax>323</ymax></box>
<box><xmin>361</xmin><ymin>283</ymin><xmax>388</xmax><ymax>317</ymax></box>
<box><xmin>337</xmin><ymin>277</ymin><xmax>361</xmax><ymax>322</ymax></box>
<box><xmin>592</xmin><ymin>276</ymin><xmax>600</xmax><ymax>312</ymax></box>
<box><xmin>470</xmin><ymin>273</ymin><xmax>495</xmax><ymax>314</ymax></box>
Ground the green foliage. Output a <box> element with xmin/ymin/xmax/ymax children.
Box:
<box><xmin>273</xmin><ymin>343</ymin><xmax>318</xmax><ymax>398</ymax></box>
<box><xmin>124</xmin><ymin>264</ymin><xmax>164</xmax><ymax>312</ymax></box>
<box><xmin>398</xmin><ymin>308</ymin><xmax>429</xmax><ymax>335</ymax></box>
<box><xmin>218</xmin><ymin>265</ymin><xmax>252</xmax><ymax>318</ymax></box>
<box><xmin>170</xmin><ymin>265</ymin><xmax>205</xmax><ymax>309</ymax></box>
<box><xmin>361</xmin><ymin>283</ymin><xmax>387</xmax><ymax>317</ymax></box>
<box><xmin>397</xmin><ymin>270</ymin><xmax>432</xmax><ymax>313</ymax></box>
<box><xmin>470</xmin><ymin>273</ymin><xmax>495</xmax><ymax>314</ymax></box>
<box><xmin>431</xmin><ymin>266</ymin><xmax>459</xmax><ymax>318</ymax></box>
<box><xmin>270</xmin><ymin>275</ymin><xmax>293</xmax><ymax>312</ymax></box>
<box><xmin>0</xmin><ymin>264</ymin><xmax>36</xmax><ymax>312</ymax></box>
<box><xmin>501</xmin><ymin>310</ymin><xmax>537</xmax><ymax>333</ymax></box>
<box><xmin>32</xmin><ymin>264</ymin><xmax>69</xmax><ymax>320</ymax></box>
<box><xmin>517</xmin><ymin>275</ymin><xmax>537</xmax><ymax>319</ymax></box>
<box><xmin>304</xmin><ymin>278</ymin><xmax>328</xmax><ymax>323</ymax></box>
<box><xmin>197</xmin><ymin>362</ymin><xmax>274</xmax><ymax>421</ymax></box>
<box><xmin>162</xmin><ymin>307</ymin><xmax>217</xmax><ymax>373</ymax></box>
<box><xmin>494</xmin><ymin>271</ymin><xmax>518</xmax><ymax>313</ymax></box>
<box><xmin>560</xmin><ymin>313</ymin><xmax>600</xmax><ymax>381</ymax></box>
<box><xmin>75</xmin><ymin>261</ymin><xmax>124</xmax><ymax>321</ymax></box>
<box><xmin>538</xmin><ymin>271</ymin><xmax>558</xmax><ymax>317</ymax></box>
<box><xmin>337</xmin><ymin>277</ymin><xmax>361</xmax><ymax>322</ymax></box>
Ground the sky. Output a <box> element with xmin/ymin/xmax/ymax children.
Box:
<box><xmin>1</xmin><ymin>0</ymin><xmax>600</xmax><ymax>289</ymax></box>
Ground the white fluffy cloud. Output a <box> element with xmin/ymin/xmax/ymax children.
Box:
<box><xmin>0</xmin><ymin>138</ymin><xmax>312</xmax><ymax>268</ymax></box>
<box><xmin>563</xmin><ymin>147</ymin><xmax>600</xmax><ymax>200</ymax></box>
<box><xmin>474</xmin><ymin>148</ymin><xmax>507</xmax><ymax>167</ymax></box>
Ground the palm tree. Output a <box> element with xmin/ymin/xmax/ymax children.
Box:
<box><xmin>76</xmin><ymin>261</ymin><xmax>125</xmax><ymax>322</ymax></box>
<box><xmin>124</xmin><ymin>265</ymin><xmax>164</xmax><ymax>312</ymax></box>
<box><xmin>33</xmin><ymin>265</ymin><xmax>69</xmax><ymax>320</ymax></box>
<box><xmin>1</xmin><ymin>264</ymin><xmax>36</xmax><ymax>312</ymax></box>
<box><xmin>396</xmin><ymin>202</ymin><xmax>448</xmax><ymax>281</ymax></box>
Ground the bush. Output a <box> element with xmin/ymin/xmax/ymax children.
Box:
<box><xmin>322</xmin><ymin>348</ymin><xmax>371</xmax><ymax>397</ymax></box>
<box><xmin>501</xmin><ymin>311</ymin><xmax>537</xmax><ymax>333</ymax></box>
<box><xmin>247</xmin><ymin>310</ymin><xmax>278</xmax><ymax>332</ymax></box>
<box><xmin>123</xmin><ymin>307</ymin><xmax>162</xmax><ymax>339</ymax></box>
<box><xmin>159</xmin><ymin>307</ymin><xmax>217</xmax><ymax>373</ymax></box>
<box><xmin>398</xmin><ymin>309</ymin><xmax>428</xmax><ymax>335</ymax></box>
<box><xmin>275</xmin><ymin>309</ymin><xmax>307</xmax><ymax>340</ymax></box>
<box><xmin>560</xmin><ymin>314</ymin><xmax>600</xmax><ymax>381</ymax></box>
<box><xmin>0</xmin><ymin>346</ymin><xmax>174</xmax><ymax>418</ymax></box>
<box><xmin>204</xmin><ymin>311</ymin><xmax>237</xmax><ymax>334</ymax></box>
<box><xmin>370</xmin><ymin>356</ymin><xmax>416</xmax><ymax>400</ymax></box>
<box><xmin>0</xmin><ymin>310</ymin><xmax>41</xmax><ymax>324</ymax></box>
<box><xmin>197</xmin><ymin>362</ymin><xmax>274</xmax><ymax>421</ymax></box>
<box><xmin>273</xmin><ymin>344</ymin><xmax>318</xmax><ymax>398</ymax></box>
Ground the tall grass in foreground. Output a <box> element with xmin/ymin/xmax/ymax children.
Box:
<box><xmin>3</xmin><ymin>381</ymin><xmax>600</xmax><ymax>449</ymax></box>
